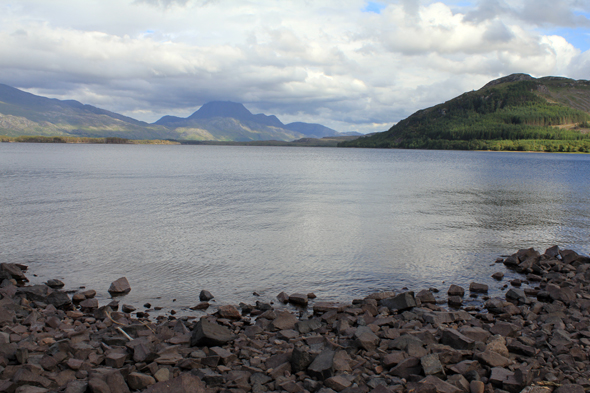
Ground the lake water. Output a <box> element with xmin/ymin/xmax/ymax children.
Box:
<box><xmin>1</xmin><ymin>143</ymin><xmax>589</xmax><ymax>314</ymax></box>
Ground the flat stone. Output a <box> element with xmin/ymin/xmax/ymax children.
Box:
<box><xmin>491</xmin><ymin>272</ymin><xmax>504</xmax><ymax>280</ymax></box>
<box><xmin>474</xmin><ymin>350</ymin><xmax>512</xmax><ymax>368</ymax></box>
<box><xmin>108</xmin><ymin>277</ymin><xmax>131</xmax><ymax>295</ymax></box>
<box><xmin>469</xmin><ymin>282</ymin><xmax>488</xmax><ymax>293</ymax></box>
<box><xmin>45</xmin><ymin>279</ymin><xmax>64</xmax><ymax>289</ymax></box>
<box><xmin>270</xmin><ymin>311</ymin><xmax>299</xmax><ymax>331</ymax></box>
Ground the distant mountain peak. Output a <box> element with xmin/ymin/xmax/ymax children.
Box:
<box><xmin>188</xmin><ymin>101</ymin><xmax>252</xmax><ymax>120</ymax></box>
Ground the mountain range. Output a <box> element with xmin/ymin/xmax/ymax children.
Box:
<box><xmin>340</xmin><ymin>74</ymin><xmax>590</xmax><ymax>152</ymax></box>
<box><xmin>0</xmin><ymin>84</ymin><xmax>352</xmax><ymax>141</ymax></box>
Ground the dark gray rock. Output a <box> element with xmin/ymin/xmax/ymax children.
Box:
<box><xmin>380</xmin><ymin>291</ymin><xmax>417</xmax><ymax>312</ymax></box>
<box><xmin>199</xmin><ymin>290</ymin><xmax>214</xmax><ymax>301</ymax></box>
<box><xmin>447</xmin><ymin>285</ymin><xmax>465</xmax><ymax>297</ymax></box>
<box><xmin>190</xmin><ymin>318</ymin><xmax>236</xmax><ymax>347</ymax></box>
<box><xmin>440</xmin><ymin>329</ymin><xmax>475</xmax><ymax>350</ymax></box>
<box><xmin>108</xmin><ymin>277</ymin><xmax>131</xmax><ymax>295</ymax></box>
<box><xmin>307</xmin><ymin>349</ymin><xmax>335</xmax><ymax>380</ymax></box>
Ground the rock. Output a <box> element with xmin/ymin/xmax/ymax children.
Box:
<box><xmin>448</xmin><ymin>295</ymin><xmax>463</xmax><ymax>308</ymax></box>
<box><xmin>491</xmin><ymin>272</ymin><xmax>504</xmax><ymax>280</ymax></box>
<box><xmin>217</xmin><ymin>305</ymin><xmax>241</xmax><ymax>319</ymax></box>
<box><xmin>199</xmin><ymin>290</ymin><xmax>213</xmax><ymax>301</ymax></box>
<box><xmin>288</xmin><ymin>293</ymin><xmax>309</xmax><ymax>306</ymax></box>
<box><xmin>64</xmin><ymin>380</ymin><xmax>88</xmax><ymax>393</ymax></box>
<box><xmin>296</xmin><ymin>318</ymin><xmax>322</xmax><ymax>334</ymax></box>
<box><xmin>190</xmin><ymin>318</ymin><xmax>236</xmax><ymax>347</ymax></box>
<box><xmin>441</xmin><ymin>329</ymin><xmax>474</xmax><ymax>350</ymax></box>
<box><xmin>469</xmin><ymin>380</ymin><xmax>484</xmax><ymax>393</ymax></box>
<box><xmin>380</xmin><ymin>291</ymin><xmax>417</xmax><ymax>312</ymax></box>
<box><xmin>554</xmin><ymin>385</ymin><xmax>584</xmax><ymax>393</ymax></box>
<box><xmin>106</xmin><ymin>370</ymin><xmax>131</xmax><ymax>393</ymax></box>
<box><xmin>277</xmin><ymin>292</ymin><xmax>289</xmax><ymax>303</ymax></box>
<box><xmin>324</xmin><ymin>375</ymin><xmax>352</xmax><ymax>392</ymax></box>
<box><xmin>390</xmin><ymin>357</ymin><xmax>421</xmax><ymax>379</ymax></box>
<box><xmin>143</xmin><ymin>373</ymin><xmax>206</xmax><ymax>393</ymax></box>
<box><xmin>469</xmin><ymin>282</ymin><xmax>488</xmax><ymax>293</ymax></box>
<box><xmin>416</xmin><ymin>289</ymin><xmax>436</xmax><ymax>304</ymax></box>
<box><xmin>190</xmin><ymin>302</ymin><xmax>209</xmax><ymax>310</ymax></box>
<box><xmin>292</xmin><ymin>345</ymin><xmax>315</xmax><ymax>373</ymax></box>
<box><xmin>505</xmin><ymin>288</ymin><xmax>526</xmax><ymax>304</ymax></box>
<box><xmin>271</xmin><ymin>311</ymin><xmax>299</xmax><ymax>331</ymax></box>
<box><xmin>420</xmin><ymin>353</ymin><xmax>445</xmax><ymax>377</ymax></box>
<box><xmin>447</xmin><ymin>284</ymin><xmax>465</xmax><ymax>297</ymax></box>
<box><xmin>307</xmin><ymin>349</ymin><xmax>335</xmax><ymax>380</ymax></box>
<box><xmin>128</xmin><ymin>372</ymin><xmax>156</xmax><ymax>390</ymax></box>
<box><xmin>1</xmin><ymin>263</ymin><xmax>28</xmax><ymax>281</ymax></box>
<box><xmin>354</xmin><ymin>326</ymin><xmax>380</xmax><ymax>351</ymax></box>
<box><xmin>79</xmin><ymin>298</ymin><xmax>99</xmax><ymax>310</ymax></box>
<box><xmin>121</xmin><ymin>304</ymin><xmax>136</xmax><ymax>313</ymax></box>
<box><xmin>474</xmin><ymin>350</ymin><xmax>512</xmax><ymax>368</ymax></box>
<box><xmin>45</xmin><ymin>279</ymin><xmax>64</xmax><ymax>288</ymax></box>
<box><xmin>89</xmin><ymin>378</ymin><xmax>111</xmax><ymax>393</ymax></box>
<box><xmin>419</xmin><ymin>376</ymin><xmax>461</xmax><ymax>393</ymax></box>
<box><xmin>108</xmin><ymin>277</ymin><xmax>131</xmax><ymax>295</ymax></box>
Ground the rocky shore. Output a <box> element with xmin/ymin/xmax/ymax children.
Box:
<box><xmin>1</xmin><ymin>246</ymin><xmax>590</xmax><ymax>393</ymax></box>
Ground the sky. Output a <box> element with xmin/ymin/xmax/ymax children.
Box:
<box><xmin>1</xmin><ymin>0</ymin><xmax>589</xmax><ymax>134</ymax></box>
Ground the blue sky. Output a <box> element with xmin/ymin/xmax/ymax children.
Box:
<box><xmin>1</xmin><ymin>0</ymin><xmax>589</xmax><ymax>133</ymax></box>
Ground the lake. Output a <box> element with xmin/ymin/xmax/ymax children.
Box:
<box><xmin>1</xmin><ymin>143</ymin><xmax>589</xmax><ymax>314</ymax></box>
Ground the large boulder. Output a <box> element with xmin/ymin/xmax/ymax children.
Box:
<box><xmin>190</xmin><ymin>319</ymin><xmax>236</xmax><ymax>347</ymax></box>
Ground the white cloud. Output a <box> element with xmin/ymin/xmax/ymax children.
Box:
<box><xmin>0</xmin><ymin>0</ymin><xmax>588</xmax><ymax>134</ymax></box>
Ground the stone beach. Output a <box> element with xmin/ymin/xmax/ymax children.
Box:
<box><xmin>1</xmin><ymin>245</ymin><xmax>590</xmax><ymax>393</ymax></box>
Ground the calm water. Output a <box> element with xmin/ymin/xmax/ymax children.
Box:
<box><xmin>1</xmin><ymin>143</ymin><xmax>589</xmax><ymax>313</ymax></box>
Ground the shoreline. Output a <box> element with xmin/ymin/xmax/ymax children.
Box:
<box><xmin>3</xmin><ymin>135</ymin><xmax>590</xmax><ymax>153</ymax></box>
<box><xmin>1</xmin><ymin>246</ymin><xmax>590</xmax><ymax>392</ymax></box>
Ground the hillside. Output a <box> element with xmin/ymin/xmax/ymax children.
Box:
<box><xmin>0</xmin><ymin>84</ymin><xmax>177</xmax><ymax>140</ymax></box>
<box><xmin>339</xmin><ymin>74</ymin><xmax>590</xmax><ymax>152</ymax></box>
<box><xmin>0</xmin><ymin>86</ymin><xmax>341</xmax><ymax>142</ymax></box>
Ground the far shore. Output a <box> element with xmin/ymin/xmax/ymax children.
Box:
<box><xmin>2</xmin><ymin>134</ymin><xmax>590</xmax><ymax>153</ymax></box>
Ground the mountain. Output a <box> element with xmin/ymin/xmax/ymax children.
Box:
<box><xmin>154</xmin><ymin>101</ymin><xmax>342</xmax><ymax>141</ymax></box>
<box><xmin>0</xmin><ymin>86</ymin><xmax>341</xmax><ymax>142</ymax></box>
<box><xmin>340</xmin><ymin>74</ymin><xmax>590</xmax><ymax>152</ymax></box>
<box><xmin>0</xmin><ymin>84</ymin><xmax>177</xmax><ymax>140</ymax></box>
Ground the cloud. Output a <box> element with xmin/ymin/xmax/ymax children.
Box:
<box><xmin>0</xmin><ymin>0</ymin><xmax>587</xmax><ymax>134</ymax></box>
